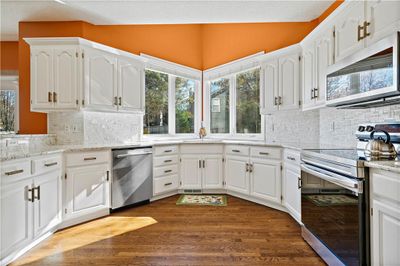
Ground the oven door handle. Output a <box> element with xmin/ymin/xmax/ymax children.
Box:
<box><xmin>301</xmin><ymin>163</ymin><xmax>363</xmax><ymax>194</ymax></box>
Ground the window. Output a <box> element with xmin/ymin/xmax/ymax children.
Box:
<box><xmin>143</xmin><ymin>70</ymin><xmax>169</xmax><ymax>134</ymax></box>
<box><xmin>0</xmin><ymin>76</ymin><xmax>18</xmax><ymax>133</ymax></box>
<box><xmin>236</xmin><ymin>69</ymin><xmax>261</xmax><ymax>134</ymax></box>
<box><xmin>210</xmin><ymin>78</ymin><xmax>230</xmax><ymax>134</ymax></box>
<box><xmin>175</xmin><ymin>77</ymin><xmax>195</xmax><ymax>134</ymax></box>
<box><xmin>205</xmin><ymin>67</ymin><xmax>263</xmax><ymax>138</ymax></box>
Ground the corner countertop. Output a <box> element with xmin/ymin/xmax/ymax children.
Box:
<box><xmin>365</xmin><ymin>161</ymin><xmax>400</xmax><ymax>174</ymax></box>
<box><xmin>0</xmin><ymin>139</ymin><xmax>323</xmax><ymax>162</ymax></box>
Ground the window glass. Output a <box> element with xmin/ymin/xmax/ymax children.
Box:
<box><xmin>143</xmin><ymin>70</ymin><xmax>169</xmax><ymax>134</ymax></box>
<box><xmin>175</xmin><ymin>77</ymin><xmax>195</xmax><ymax>134</ymax></box>
<box><xmin>210</xmin><ymin>78</ymin><xmax>230</xmax><ymax>134</ymax></box>
<box><xmin>236</xmin><ymin>68</ymin><xmax>261</xmax><ymax>134</ymax></box>
<box><xmin>0</xmin><ymin>90</ymin><xmax>17</xmax><ymax>133</ymax></box>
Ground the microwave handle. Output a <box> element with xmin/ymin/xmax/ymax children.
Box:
<box><xmin>300</xmin><ymin>163</ymin><xmax>363</xmax><ymax>194</ymax></box>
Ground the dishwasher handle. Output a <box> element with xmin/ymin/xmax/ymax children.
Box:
<box><xmin>115</xmin><ymin>151</ymin><xmax>152</xmax><ymax>159</ymax></box>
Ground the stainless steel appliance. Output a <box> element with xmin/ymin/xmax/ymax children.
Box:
<box><xmin>111</xmin><ymin>147</ymin><xmax>153</xmax><ymax>210</ymax></box>
<box><xmin>326</xmin><ymin>32</ymin><xmax>399</xmax><ymax>108</ymax></box>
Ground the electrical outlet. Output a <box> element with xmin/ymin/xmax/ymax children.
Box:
<box><xmin>72</xmin><ymin>124</ymin><xmax>80</xmax><ymax>133</ymax></box>
<box><xmin>64</xmin><ymin>124</ymin><xmax>71</xmax><ymax>133</ymax></box>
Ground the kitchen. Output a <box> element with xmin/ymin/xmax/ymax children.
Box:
<box><xmin>0</xmin><ymin>0</ymin><xmax>400</xmax><ymax>265</ymax></box>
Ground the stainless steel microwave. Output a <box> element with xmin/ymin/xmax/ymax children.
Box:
<box><xmin>326</xmin><ymin>32</ymin><xmax>399</xmax><ymax>108</ymax></box>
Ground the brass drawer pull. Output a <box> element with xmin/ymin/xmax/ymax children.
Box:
<box><xmin>259</xmin><ymin>152</ymin><xmax>269</xmax><ymax>155</ymax></box>
<box><xmin>164</xmin><ymin>160</ymin><xmax>172</xmax><ymax>163</ymax></box>
<box><xmin>164</xmin><ymin>182</ymin><xmax>172</xmax><ymax>186</ymax></box>
<box><xmin>34</xmin><ymin>186</ymin><xmax>41</xmax><ymax>200</ymax></box>
<box><xmin>44</xmin><ymin>162</ymin><xmax>58</xmax><ymax>167</ymax></box>
<box><xmin>5</xmin><ymin>169</ymin><xmax>24</xmax><ymax>176</ymax></box>
<box><xmin>232</xmin><ymin>149</ymin><xmax>240</xmax><ymax>153</ymax></box>
<box><xmin>48</xmin><ymin>91</ymin><xmax>53</xmax><ymax>102</ymax></box>
<box><xmin>114</xmin><ymin>96</ymin><xmax>118</xmax><ymax>106</ymax></box>
<box><xmin>84</xmin><ymin>157</ymin><xmax>97</xmax><ymax>161</ymax></box>
<box><xmin>164</xmin><ymin>170</ymin><xmax>172</xmax><ymax>173</ymax></box>
<box><xmin>53</xmin><ymin>92</ymin><xmax>57</xmax><ymax>103</ymax></box>
<box><xmin>358</xmin><ymin>24</ymin><xmax>364</xmax><ymax>41</ymax></box>
<box><xmin>26</xmin><ymin>187</ymin><xmax>34</xmax><ymax>202</ymax></box>
<box><xmin>363</xmin><ymin>21</ymin><xmax>371</xmax><ymax>38</ymax></box>
<box><xmin>164</xmin><ymin>150</ymin><xmax>173</xmax><ymax>153</ymax></box>
<box><xmin>118</xmin><ymin>97</ymin><xmax>122</xmax><ymax>106</ymax></box>
<box><xmin>286</xmin><ymin>156</ymin><xmax>296</xmax><ymax>161</ymax></box>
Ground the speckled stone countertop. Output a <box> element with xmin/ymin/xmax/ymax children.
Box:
<box><xmin>365</xmin><ymin>161</ymin><xmax>400</xmax><ymax>174</ymax></box>
<box><xmin>0</xmin><ymin>139</ymin><xmax>325</xmax><ymax>162</ymax></box>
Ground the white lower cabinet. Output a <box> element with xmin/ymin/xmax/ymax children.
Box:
<box><xmin>180</xmin><ymin>155</ymin><xmax>203</xmax><ymax>189</ymax></box>
<box><xmin>203</xmin><ymin>155</ymin><xmax>224</xmax><ymax>189</ymax></box>
<box><xmin>250</xmin><ymin>158</ymin><xmax>281</xmax><ymax>204</ymax></box>
<box><xmin>65</xmin><ymin>164</ymin><xmax>110</xmax><ymax>221</ymax></box>
<box><xmin>225</xmin><ymin>155</ymin><xmax>249</xmax><ymax>194</ymax></box>
<box><xmin>283</xmin><ymin>166</ymin><xmax>301</xmax><ymax>222</ymax></box>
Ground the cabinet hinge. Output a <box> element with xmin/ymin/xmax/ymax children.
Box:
<box><xmin>64</xmin><ymin>173</ymin><xmax>67</xmax><ymax>179</ymax></box>
<box><xmin>75</xmin><ymin>52</ymin><xmax>78</xmax><ymax>58</ymax></box>
<box><xmin>82</xmin><ymin>53</ymin><xmax>84</xmax><ymax>59</ymax></box>
<box><xmin>370</xmin><ymin>208</ymin><xmax>373</xmax><ymax>216</ymax></box>
<box><xmin>76</xmin><ymin>99</ymin><xmax>79</xmax><ymax>105</ymax></box>
<box><xmin>222</xmin><ymin>158</ymin><xmax>225</xmax><ymax>162</ymax></box>
<box><xmin>82</xmin><ymin>99</ymin><xmax>85</xmax><ymax>106</ymax></box>
<box><xmin>281</xmin><ymin>195</ymin><xmax>283</xmax><ymax>201</ymax></box>
<box><xmin>64</xmin><ymin>208</ymin><xmax>67</xmax><ymax>214</ymax></box>
<box><xmin>298</xmin><ymin>56</ymin><xmax>301</xmax><ymax>61</ymax></box>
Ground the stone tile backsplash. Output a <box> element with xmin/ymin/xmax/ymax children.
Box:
<box><xmin>48</xmin><ymin>112</ymin><xmax>84</xmax><ymax>145</ymax></box>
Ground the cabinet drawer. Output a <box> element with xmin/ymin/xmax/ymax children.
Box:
<box><xmin>250</xmin><ymin>146</ymin><xmax>281</xmax><ymax>160</ymax></box>
<box><xmin>225</xmin><ymin>145</ymin><xmax>249</xmax><ymax>156</ymax></box>
<box><xmin>372</xmin><ymin>169</ymin><xmax>400</xmax><ymax>203</ymax></box>
<box><xmin>1</xmin><ymin>159</ymin><xmax>31</xmax><ymax>182</ymax></box>
<box><xmin>180</xmin><ymin>144</ymin><xmax>223</xmax><ymax>154</ymax></box>
<box><xmin>154</xmin><ymin>164</ymin><xmax>179</xmax><ymax>177</ymax></box>
<box><xmin>65</xmin><ymin>150</ymin><xmax>110</xmax><ymax>167</ymax></box>
<box><xmin>283</xmin><ymin>149</ymin><xmax>300</xmax><ymax>165</ymax></box>
<box><xmin>154</xmin><ymin>174</ymin><xmax>179</xmax><ymax>195</ymax></box>
<box><xmin>154</xmin><ymin>155</ymin><xmax>179</xmax><ymax>167</ymax></box>
<box><xmin>32</xmin><ymin>155</ymin><xmax>62</xmax><ymax>175</ymax></box>
<box><xmin>154</xmin><ymin>145</ymin><xmax>178</xmax><ymax>156</ymax></box>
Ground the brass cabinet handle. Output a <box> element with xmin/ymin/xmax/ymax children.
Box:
<box><xmin>245</xmin><ymin>163</ymin><xmax>249</xmax><ymax>172</ymax></box>
<box><xmin>53</xmin><ymin>92</ymin><xmax>57</xmax><ymax>103</ymax></box>
<box><xmin>278</xmin><ymin>96</ymin><xmax>282</xmax><ymax>105</ymax></box>
<box><xmin>249</xmin><ymin>163</ymin><xmax>253</xmax><ymax>173</ymax></box>
<box><xmin>199</xmin><ymin>160</ymin><xmax>202</xmax><ymax>168</ymax></box>
<box><xmin>287</xmin><ymin>156</ymin><xmax>296</xmax><ymax>161</ymax></box>
<box><xmin>311</xmin><ymin>88</ymin><xmax>315</xmax><ymax>100</ymax></box>
<box><xmin>232</xmin><ymin>149</ymin><xmax>240</xmax><ymax>153</ymax></box>
<box><xmin>363</xmin><ymin>21</ymin><xmax>371</xmax><ymax>38</ymax></box>
<box><xmin>164</xmin><ymin>170</ymin><xmax>172</xmax><ymax>173</ymax></box>
<box><xmin>118</xmin><ymin>97</ymin><xmax>122</xmax><ymax>106</ymax></box>
<box><xmin>314</xmin><ymin>88</ymin><xmax>319</xmax><ymax>99</ymax></box>
<box><xmin>358</xmin><ymin>24</ymin><xmax>364</xmax><ymax>41</ymax></box>
<box><xmin>26</xmin><ymin>187</ymin><xmax>34</xmax><ymax>202</ymax></box>
<box><xmin>48</xmin><ymin>91</ymin><xmax>53</xmax><ymax>102</ymax></box>
<box><xmin>44</xmin><ymin>162</ymin><xmax>58</xmax><ymax>167</ymax></box>
<box><xmin>164</xmin><ymin>150</ymin><xmax>173</xmax><ymax>153</ymax></box>
<box><xmin>298</xmin><ymin>177</ymin><xmax>302</xmax><ymax>189</ymax></box>
<box><xmin>274</xmin><ymin>97</ymin><xmax>278</xmax><ymax>106</ymax></box>
<box><xmin>106</xmin><ymin>171</ymin><xmax>110</xmax><ymax>181</ymax></box>
<box><xmin>114</xmin><ymin>96</ymin><xmax>118</xmax><ymax>106</ymax></box>
<box><xmin>202</xmin><ymin>160</ymin><xmax>205</xmax><ymax>168</ymax></box>
<box><xmin>164</xmin><ymin>159</ymin><xmax>172</xmax><ymax>163</ymax></box>
<box><xmin>5</xmin><ymin>169</ymin><xmax>24</xmax><ymax>176</ymax></box>
<box><xmin>84</xmin><ymin>157</ymin><xmax>97</xmax><ymax>161</ymax></box>
<box><xmin>259</xmin><ymin>152</ymin><xmax>269</xmax><ymax>156</ymax></box>
<box><xmin>34</xmin><ymin>186</ymin><xmax>40</xmax><ymax>200</ymax></box>
<box><xmin>164</xmin><ymin>182</ymin><xmax>172</xmax><ymax>186</ymax></box>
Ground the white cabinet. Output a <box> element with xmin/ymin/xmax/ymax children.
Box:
<box><xmin>301</xmin><ymin>43</ymin><xmax>316</xmax><ymax>110</ymax></box>
<box><xmin>84</xmin><ymin>48</ymin><xmax>118</xmax><ymax>111</ymax></box>
<box><xmin>0</xmin><ymin>178</ymin><xmax>33</xmax><ymax>261</ymax></box>
<box><xmin>117</xmin><ymin>58</ymin><xmax>144</xmax><ymax>112</ymax></box>
<box><xmin>261</xmin><ymin>45</ymin><xmax>300</xmax><ymax>114</ymax></box>
<box><xmin>250</xmin><ymin>158</ymin><xmax>281</xmax><ymax>204</ymax></box>
<box><xmin>225</xmin><ymin>155</ymin><xmax>249</xmax><ymax>194</ymax></box>
<box><xmin>65</xmin><ymin>164</ymin><xmax>110</xmax><ymax>220</ymax></box>
<box><xmin>282</xmin><ymin>149</ymin><xmax>301</xmax><ymax>223</ymax></box>
<box><xmin>180</xmin><ymin>154</ymin><xmax>223</xmax><ymax>190</ymax></box>
<box><xmin>334</xmin><ymin>1</ymin><xmax>365</xmax><ymax>62</ymax></box>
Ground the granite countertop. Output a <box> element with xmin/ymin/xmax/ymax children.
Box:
<box><xmin>0</xmin><ymin>139</ymin><xmax>323</xmax><ymax>162</ymax></box>
<box><xmin>365</xmin><ymin>161</ymin><xmax>400</xmax><ymax>174</ymax></box>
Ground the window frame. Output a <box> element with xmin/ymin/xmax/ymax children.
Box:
<box><xmin>0</xmin><ymin>75</ymin><xmax>19</xmax><ymax>134</ymax></box>
<box><xmin>141</xmin><ymin>54</ymin><xmax>202</xmax><ymax>139</ymax></box>
<box><xmin>204</xmin><ymin>67</ymin><xmax>264</xmax><ymax>140</ymax></box>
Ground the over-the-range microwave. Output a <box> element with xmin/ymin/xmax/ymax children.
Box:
<box><xmin>326</xmin><ymin>32</ymin><xmax>399</xmax><ymax>108</ymax></box>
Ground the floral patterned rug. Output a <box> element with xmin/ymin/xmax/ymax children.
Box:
<box><xmin>176</xmin><ymin>195</ymin><xmax>227</xmax><ymax>206</ymax></box>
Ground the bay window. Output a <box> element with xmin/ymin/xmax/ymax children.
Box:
<box><xmin>0</xmin><ymin>76</ymin><xmax>19</xmax><ymax>133</ymax></box>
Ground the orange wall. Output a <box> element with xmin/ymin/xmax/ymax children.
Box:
<box><xmin>0</xmin><ymin>42</ymin><xmax>19</xmax><ymax>70</ymax></box>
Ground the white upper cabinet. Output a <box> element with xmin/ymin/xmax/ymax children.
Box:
<box><xmin>301</xmin><ymin>43</ymin><xmax>316</xmax><ymax>110</ymax></box>
<box><xmin>25</xmin><ymin>37</ymin><xmax>146</xmax><ymax>114</ymax></box>
<box><xmin>334</xmin><ymin>1</ymin><xmax>365</xmax><ymax>62</ymax></box>
<box><xmin>314</xmin><ymin>30</ymin><xmax>333</xmax><ymax>107</ymax></box>
<box><xmin>262</xmin><ymin>59</ymin><xmax>279</xmax><ymax>114</ymax></box>
<box><xmin>279</xmin><ymin>53</ymin><xmax>300</xmax><ymax>111</ymax></box>
<box><xmin>30</xmin><ymin>48</ymin><xmax>55</xmax><ymax>110</ymax></box>
<box><xmin>54</xmin><ymin>47</ymin><xmax>78</xmax><ymax>110</ymax></box>
<box><xmin>84</xmin><ymin>48</ymin><xmax>118</xmax><ymax>111</ymax></box>
<box><xmin>117</xmin><ymin>57</ymin><xmax>144</xmax><ymax>112</ymax></box>
<box><xmin>365</xmin><ymin>0</ymin><xmax>400</xmax><ymax>47</ymax></box>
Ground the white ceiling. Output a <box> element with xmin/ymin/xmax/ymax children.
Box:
<box><xmin>0</xmin><ymin>0</ymin><xmax>335</xmax><ymax>41</ymax></box>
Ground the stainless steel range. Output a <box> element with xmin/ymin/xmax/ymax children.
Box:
<box><xmin>300</xmin><ymin>122</ymin><xmax>400</xmax><ymax>266</ymax></box>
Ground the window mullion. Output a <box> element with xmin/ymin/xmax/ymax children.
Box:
<box><xmin>230</xmin><ymin>75</ymin><xmax>236</xmax><ymax>136</ymax></box>
<box><xmin>168</xmin><ymin>75</ymin><xmax>176</xmax><ymax>135</ymax></box>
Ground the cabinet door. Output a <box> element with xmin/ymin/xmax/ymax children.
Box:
<box><xmin>283</xmin><ymin>166</ymin><xmax>301</xmax><ymax>221</ymax></box>
<box><xmin>334</xmin><ymin>1</ymin><xmax>365</xmax><ymax>62</ymax></box>
<box><xmin>279</xmin><ymin>53</ymin><xmax>299</xmax><ymax>111</ymax></box>
<box><xmin>31</xmin><ymin>48</ymin><xmax>54</xmax><ymax>110</ymax></box>
<box><xmin>371</xmin><ymin>200</ymin><xmax>400</xmax><ymax>266</ymax></box>
<box><xmin>366</xmin><ymin>0</ymin><xmax>400</xmax><ymax>47</ymax></box>
<box><xmin>33</xmin><ymin>171</ymin><xmax>61</xmax><ymax>238</ymax></box>
<box><xmin>250</xmin><ymin>159</ymin><xmax>281</xmax><ymax>204</ymax></box>
<box><xmin>225</xmin><ymin>156</ymin><xmax>249</xmax><ymax>195</ymax></box>
<box><xmin>65</xmin><ymin>164</ymin><xmax>110</xmax><ymax>219</ymax></box>
<box><xmin>301</xmin><ymin>45</ymin><xmax>316</xmax><ymax>110</ymax></box>
<box><xmin>263</xmin><ymin>59</ymin><xmax>279</xmax><ymax>114</ymax></box>
<box><xmin>84</xmin><ymin>48</ymin><xmax>118</xmax><ymax>111</ymax></box>
<box><xmin>0</xmin><ymin>178</ymin><xmax>32</xmax><ymax>259</ymax></box>
<box><xmin>118</xmin><ymin>58</ymin><xmax>144</xmax><ymax>112</ymax></box>
<box><xmin>202</xmin><ymin>155</ymin><xmax>223</xmax><ymax>189</ymax></box>
<box><xmin>54</xmin><ymin>47</ymin><xmax>78</xmax><ymax>110</ymax></box>
<box><xmin>180</xmin><ymin>155</ymin><xmax>202</xmax><ymax>189</ymax></box>
<box><xmin>315</xmin><ymin>31</ymin><xmax>333</xmax><ymax>107</ymax></box>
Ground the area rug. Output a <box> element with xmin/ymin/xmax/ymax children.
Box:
<box><xmin>304</xmin><ymin>194</ymin><xmax>358</xmax><ymax>207</ymax></box>
<box><xmin>176</xmin><ymin>195</ymin><xmax>227</xmax><ymax>206</ymax></box>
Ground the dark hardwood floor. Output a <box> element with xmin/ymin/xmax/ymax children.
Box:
<box><xmin>12</xmin><ymin>195</ymin><xmax>324</xmax><ymax>266</ymax></box>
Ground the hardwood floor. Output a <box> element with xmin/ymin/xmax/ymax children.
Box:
<box><xmin>12</xmin><ymin>195</ymin><xmax>324</xmax><ymax>266</ymax></box>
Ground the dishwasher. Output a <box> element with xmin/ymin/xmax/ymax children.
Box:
<box><xmin>111</xmin><ymin>147</ymin><xmax>153</xmax><ymax>210</ymax></box>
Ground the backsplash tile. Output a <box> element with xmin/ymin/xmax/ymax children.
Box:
<box><xmin>48</xmin><ymin>112</ymin><xmax>84</xmax><ymax>145</ymax></box>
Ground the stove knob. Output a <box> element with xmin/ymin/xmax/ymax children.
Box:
<box><xmin>358</xmin><ymin>126</ymin><xmax>366</xmax><ymax>132</ymax></box>
<box><xmin>366</xmin><ymin>126</ymin><xmax>374</xmax><ymax>132</ymax></box>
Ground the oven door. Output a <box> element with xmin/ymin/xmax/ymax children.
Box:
<box><xmin>300</xmin><ymin>163</ymin><xmax>367</xmax><ymax>266</ymax></box>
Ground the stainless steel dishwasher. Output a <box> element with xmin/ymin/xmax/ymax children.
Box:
<box><xmin>111</xmin><ymin>147</ymin><xmax>153</xmax><ymax>210</ymax></box>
